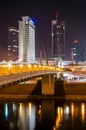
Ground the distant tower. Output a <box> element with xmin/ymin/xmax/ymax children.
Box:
<box><xmin>19</xmin><ymin>16</ymin><xmax>35</xmax><ymax>63</ymax></box>
<box><xmin>56</xmin><ymin>11</ymin><xmax>59</xmax><ymax>24</ymax></box>
<box><xmin>81</xmin><ymin>48</ymin><xmax>86</xmax><ymax>61</ymax></box>
<box><xmin>51</xmin><ymin>12</ymin><xmax>65</xmax><ymax>59</ymax></box>
<box><xmin>71</xmin><ymin>40</ymin><xmax>79</xmax><ymax>63</ymax></box>
<box><xmin>8</xmin><ymin>27</ymin><xmax>19</xmax><ymax>61</ymax></box>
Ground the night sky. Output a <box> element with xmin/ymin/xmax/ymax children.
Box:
<box><xmin>0</xmin><ymin>0</ymin><xmax>86</xmax><ymax>60</ymax></box>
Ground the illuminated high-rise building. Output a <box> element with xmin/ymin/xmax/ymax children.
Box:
<box><xmin>51</xmin><ymin>12</ymin><xmax>65</xmax><ymax>59</ymax></box>
<box><xmin>71</xmin><ymin>40</ymin><xmax>80</xmax><ymax>63</ymax></box>
<box><xmin>19</xmin><ymin>16</ymin><xmax>35</xmax><ymax>63</ymax></box>
<box><xmin>8</xmin><ymin>27</ymin><xmax>19</xmax><ymax>61</ymax></box>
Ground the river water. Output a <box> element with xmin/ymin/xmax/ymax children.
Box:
<box><xmin>0</xmin><ymin>99</ymin><xmax>86</xmax><ymax>130</ymax></box>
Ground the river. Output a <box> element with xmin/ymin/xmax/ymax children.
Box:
<box><xmin>0</xmin><ymin>99</ymin><xmax>86</xmax><ymax>130</ymax></box>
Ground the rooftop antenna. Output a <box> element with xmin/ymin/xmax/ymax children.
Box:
<box><xmin>56</xmin><ymin>11</ymin><xmax>59</xmax><ymax>24</ymax></box>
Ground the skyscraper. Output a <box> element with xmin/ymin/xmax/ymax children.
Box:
<box><xmin>8</xmin><ymin>27</ymin><xmax>19</xmax><ymax>61</ymax></box>
<box><xmin>71</xmin><ymin>40</ymin><xmax>80</xmax><ymax>63</ymax></box>
<box><xmin>19</xmin><ymin>16</ymin><xmax>35</xmax><ymax>63</ymax></box>
<box><xmin>51</xmin><ymin>12</ymin><xmax>65</xmax><ymax>59</ymax></box>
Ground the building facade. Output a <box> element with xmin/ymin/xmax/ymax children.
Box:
<box><xmin>8</xmin><ymin>27</ymin><xmax>19</xmax><ymax>61</ymax></box>
<box><xmin>71</xmin><ymin>40</ymin><xmax>80</xmax><ymax>63</ymax></box>
<box><xmin>19</xmin><ymin>16</ymin><xmax>35</xmax><ymax>63</ymax></box>
<box><xmin>51</xmin><ymin>12</ymin><xmax>65</xmax><ymax>59</ymax></box>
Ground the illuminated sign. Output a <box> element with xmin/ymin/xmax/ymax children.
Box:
<box><xmin>29</xmin><ymin>18</ymin><xmax>35</xmax><ymax>25</ymax></box>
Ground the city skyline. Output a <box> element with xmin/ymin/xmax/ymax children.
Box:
<box><xmin>0</xmin><ymin>0</ymin><xmax>86</xmax><ymax>60</ymax></box>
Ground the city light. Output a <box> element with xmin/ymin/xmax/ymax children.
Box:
<box><xmin>7</xmin><ymin>62</ymin><xmax>12</xmax><ymax>74</ymax></box>
<box><xmin>29</xmin><ymin>18</ymin><xmax>35</xmax><ymax>25</ymax></box>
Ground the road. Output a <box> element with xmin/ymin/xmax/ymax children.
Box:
<box><xmin>63</xmin><ymin>71</ymin><xmax>86</xmax><ymax>83</ymax></box>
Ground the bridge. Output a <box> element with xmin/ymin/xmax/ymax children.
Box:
<box><xmin>0</xmin><ymin>62</ymin><xmax>59</xmax><ymax>95</ymax></box>
<box><xmin>0</xmin><ymin>70</ymin><xmax>56</xmax><ymax>86</ymax></box>
<box><xmin>0</xmin><ymin>62</ymin><xmax>86</xmax><ymax>98</ymax></box>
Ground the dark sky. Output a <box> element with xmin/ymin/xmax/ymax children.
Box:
<box><xmin>0</xmin><ymin>0</ymin><xmax>86</xmax><ymax>59</ymax></box>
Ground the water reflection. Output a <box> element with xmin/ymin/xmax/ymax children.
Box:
<box><xmin>81</xmin><ymin>103</ymin><xmax>85</xmax><ymax>123</ymax></box>
<box><xmin>53</xmin><ymin>106</ymin><xmax>63</xmax><ymax>129</ymax></box>
<box><xmin>0</xmin><ymin>100</ymin><xmax>86</xmax><ymax>130</ymax></box>
<box><xmin>35</xmin><ymin>100</ymin><xmax>55</xmax><ymax>130</ymax></box>
<box><xmin>54</xmin><ymin>101</ymin><xmax>86</xmax><ymax>130</ymax></box>
<box><xmin>4</xmin><ymin>103</ymin><xmax>8</xmax><ymax>120</ymax></box>
<box><xmin>19</xmin><ymin>102</ymin><xmax>36</xmax><ymax>130</ymax></box>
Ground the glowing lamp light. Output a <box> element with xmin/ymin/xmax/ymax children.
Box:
<box><xmin>30</xmin><ymin>18</ymin><xmax>35</xmax><ymax>25</ymax></box>
<box><xmin>7</xmin><ymin>63</ymin><xmax>11</xmax><ymax>68</ymax></box>
<box><xmin>18</xmin><ymin>58</ymin><xmax>23</xmax><ymax>62</ymax></box>
<box><xmin>73</xmin><ymin>40</ymin><xmax>78</xmax><ymax>44</ymax></box>
<box><xmin>7</xmin><ymin>63</ymin><xmax>12</xmax><ymax>74</ymax></box>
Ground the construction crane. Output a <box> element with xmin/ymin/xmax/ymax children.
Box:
<box><xmin>40</xmin><ymin>31</ymin><xmax>49</xmax><ymax>66</ymax></box>
<box><xmin>43</xmin><ymin>44</ymin><xmax>49</xmax><ymax>66</ymax></box>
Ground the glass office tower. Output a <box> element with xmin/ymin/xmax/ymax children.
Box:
<box><xmin>8</xmin><ymin>27</ymin><xmax>19</xmax><ymax>61</ymax></box>
<box><xmin>19</xmin><ymin>16</ymin><xmax>35</xmax><ymax>63</ymax></box>
<box><xmin>51</xmin><ymin>12</ymin><xmax>65</xmax><ymax>59</ymax></box>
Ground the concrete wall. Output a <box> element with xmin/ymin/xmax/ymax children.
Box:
<box><xmin>64</xmin><ymin>82</ymin><xmax>86</xmax><ymax>95</ymax></box>
<box><xmin>55</xmin><ymin>79</ymin><xmax>86</xmax><ymax>99</ymax></box>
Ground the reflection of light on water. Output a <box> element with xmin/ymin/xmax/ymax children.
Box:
<box><xmin>19</xmin><ymin>103</ymin><xmax>28</xmax><ymax>130</ymax></box>
<box><xmin>19</xmin><ymin>103</ymin><xmax>25</xmax><ymax>129</ymax></box>
<box><xmin>38</xmin><ymin>105</ymin><xmax>42</xmax><ymax>122</ymax></box>
<box><xmin>81</xmin><ymin>103</ymin><xmax>85</xmax><ymax>123</ymax></box>
<box><xmin>71</xmin><ymin>103</ymin><xmax>74</xmax><ymax>118</ymax></box>
<box><xmin>10</xmin><ymin>121</ymin><xmax>13</xmax><ymax>128</ymax></box>
<box><xmin>18</xmin><ymin>102</ymin><xmax>36</xmax><ymax>130</ymax></box>
<box><xmin>4</xmin><ymin>103</ymin><xmax>8</xmax><ymax>120</ymax></box>
<box><xmin>75</xmin><ymin>106</ymin><xmax>78</xmax><ymax>117</ymax></box>
<box><xmin>28</xmin><ymin>103</ymin><xmax>32</xmax><ymax>116</ymax></box>
<box><xmin>58</xmin><ymin>107</ymin><xmax>63</xmax><ymax>116</ymax></box>
<box><xmin>38</xmin><ymin>105</ymin><xmax>42</xmax><ymax>115</ymax></box>
<box><xmin>9</xmin><ymin>103</ymin><xmax>17</xmax><ymax>129</ymax></box>
<box><xmin>64</xmin><ymin>106</ymin><xmax>70</xmax><ymax>114</ymax></box>
<box><xmin>12</xmin><ymin>103</ymin><xmax>17</xmax><ymax>111</ymax></box>
<box><xmin>28</xmin><ymin>103</ymin><xmax>36</xmax><ymax>130</ymax></box>
<box><xmin>64</xmin><ymin>105</ymin><xmax>70</xmax><ymax>121</ymax></box>
<box><xmin>53</xmin><ymin>107</ymin><xmax>63</xmax><ymax>130</ymax></box>
<box><xmin>19</xmin><ymin>103</ymin><xmax>23</xmax><ymax>116</ymax></box>
<box><xmin>71</xmin><ymin>103</ymin><xmax>75</xmax><ymax>128</ymax></box>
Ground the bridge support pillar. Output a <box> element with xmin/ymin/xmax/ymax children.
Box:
<box><xmin>42</xmin><ymin>75</ymin><xmax>54</xmax><ymax>95</ymax></box>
